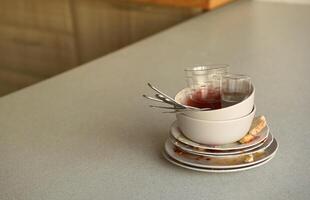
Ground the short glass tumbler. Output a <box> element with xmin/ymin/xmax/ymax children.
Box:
<box><xmin>221</xmin><ymin>74</ymin><xmax>252</xmax><ymax>108</ymax></box>
<box><xmin>184</xmin><ymin>64</ymin><xmax>229</xmax><ymax>109</ymax></box>
<box><xmin>185</xmin><ymin>76</ymin><xmax>222</xmax><ymax>109</ymax></box>
<box><xmin>184</xmin><ymin>64</ymin><xmax>229</xmax><ymax>80</ymax></box>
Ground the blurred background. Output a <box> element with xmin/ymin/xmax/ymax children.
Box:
<box><xmin>0</xmin><ymin>0</ymin><xmax>308</xmax><ymax>97</ymax></box>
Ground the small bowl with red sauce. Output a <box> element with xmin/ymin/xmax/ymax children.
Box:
<box><xmin>175</xmin><ymin>86</ymin><xmax>255</xmax><ymax>121</ymax></box>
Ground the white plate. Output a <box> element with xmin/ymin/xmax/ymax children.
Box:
<box><xmin>163</xmin><ymin>150</ymin><xmax>275</xmax><ymax>173</ymax></box>
<box><xmin>170</xmin><ymin>121</ymin><xmax>269</xmax><ymax>151</ymax></box>
<box><xmin>164</xmin><ymin>138</ymin><xmax>278</xmax><ymax>169</ymax></box>
<box><xmin>170</xmin><ymin>133</ymin><xmax>273</xmax><ymax>157</ymax></box>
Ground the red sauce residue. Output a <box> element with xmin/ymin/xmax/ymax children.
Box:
<box><xmin>186</xmin><ymin>88</ymin><xmax>221</xmax><ymax>109</ymax></box>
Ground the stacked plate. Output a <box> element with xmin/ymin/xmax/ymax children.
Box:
<box><xmin>163</xmin><ymin>121</ymin><xmax>278</xmax><ymax>172</ymax></box>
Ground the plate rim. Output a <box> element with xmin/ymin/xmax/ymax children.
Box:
<box><xmin>163</xmin><ymin>150</ymin><xmax>275</xmax><ymax>173</ymax></box>
<box><xmin>164</xmin><ymin>138</ymin><xmax>278</xmax><ymax>169</ymax></box>
<box><xmin>170</xmin><ymin>120</ymin><xmax>269</xmax><ymax>151</ymax></box>
<box><xmin>170</xmin><ymin>133</ymin><xmax>274</xmax><ymax>157</ymax></box>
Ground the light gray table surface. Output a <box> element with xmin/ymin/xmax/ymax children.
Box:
<box><xmin>1</xmin><ymin>0</ymin><xmax>310</xmax><ymax>199</ymax></box>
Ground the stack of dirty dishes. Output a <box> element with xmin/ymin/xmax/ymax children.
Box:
<box><xmin>158</xmin><ymin>65</ymin><xmax>278</xmax><ymax>172</ymax></box>
<box><xmin>164</xmin><ymin>118</ymin><xmax>277</xmax><ymax>172</ymax></box>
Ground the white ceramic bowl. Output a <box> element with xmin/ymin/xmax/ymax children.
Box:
<box><xmin>176</xmin><ymin>106</ymin><xmax>256</xmax><ymax>145</ymax></box>
<box><xmin>175</xmin><ymin>86</ymin><xmax>255</xmax><ymax>120</ymax></box>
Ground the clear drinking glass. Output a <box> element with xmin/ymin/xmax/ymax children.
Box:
<box><xmin>185</xmin><ymin>77</ymin><xmax>221</xmax><ymax>109</ymax></box>
<box><xmin>184</xmin><ymin>65</ymin><xmax>229</xmax><ymax>109</ymax></box>
<box><xmin>221</xmin><ymin>74</ymin><xmax>252</xmax><ymax>107</ymax></box>
<box><xmin>184</xmin><ymin>64</ymin><xmax>229</xmax><ymax>79</ymax></box>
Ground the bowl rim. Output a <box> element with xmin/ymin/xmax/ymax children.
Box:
<box><xmin>177</xmin><ymin>105</ymin><xmax>256</xmax><ymax>123</ymax></box>
<box><xmin>175</xmin><ymin>85</ymin><xmax>255</xmax><ymax>113</ymax></box>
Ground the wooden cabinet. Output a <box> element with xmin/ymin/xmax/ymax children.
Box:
<box><xmin>0</xmin><ymin>68</ymin><xmax>40</xmax><ymax>96</ymax></box>
<box><xmin>0</xmin><ymin>25</ymin><xmax>78</xmax><ymax>77</ymax></box>
<box><xmin>0</xmin><ymin>0</ymin><xmax>74</xmax><ymax>33</ymax></box>
<box><xmin>72</xmin><ymin>0</ymin><xmax>132</xmax><ymax>63</ymax></box>
<box><xmin>0</xmin><ymin>0</ymin><xmax>78</xmax><ymax>96</ymax></box>
<box><xmin>0</xmin><ymin>0</ymin><xmax>201</xmax><ymax>96</ymax></box>
<box><xmin>72</xmin><ymin>0</ymin><xmax>201</xmax><ymax>63</ymax></box>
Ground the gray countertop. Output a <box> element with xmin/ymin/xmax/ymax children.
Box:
<box><xmin>1</xmin><ymin>0</ymin><xmax>310</xmax><ymax>199</ymax></box>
